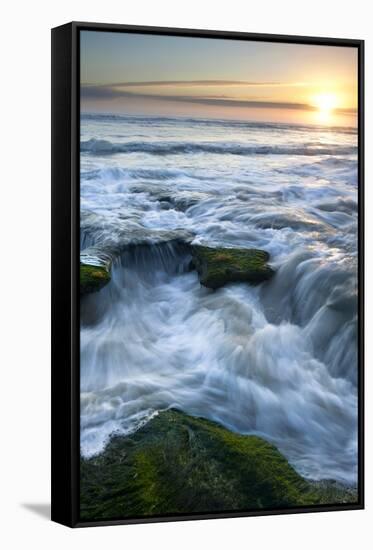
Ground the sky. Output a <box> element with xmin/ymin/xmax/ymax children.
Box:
<box><xmin>80</xmin><ymin>30</ymin><xmax>358</xmax><ymax>127</ymax></box>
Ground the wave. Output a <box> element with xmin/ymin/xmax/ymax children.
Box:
<box><xmin>80</xmin><ymin>241</ymin><xmax>358</xmax><ymax>484</ymax></box>
<box><xmin>81</xmin><ymin>113</ymin><xmax>357</xmax><ymax>134</ymax></box>
<box><xmin>81</xmin><ymin>138</ymin><xmax>357</xmax><ymax>157</ymax></box>
<box><xmin>81</xmin><ymin>165</ymin><xmax>197</xmax><ymax>182</ymax></box>
<box><xmin>80</xmin><ymin>113</ymin><xmax>358</xmax><ymax>484</ymax></box>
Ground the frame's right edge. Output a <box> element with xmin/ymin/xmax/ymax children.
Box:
<box><xmin>357</xmin><ymin>38</ymin><xmax>365</xmax><ymax>509</ymax></box>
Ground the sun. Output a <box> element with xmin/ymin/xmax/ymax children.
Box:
<box><xmin>311</xmin><ymin>92</ymin><xmax>339</xmax><ymax>124</ymax></box>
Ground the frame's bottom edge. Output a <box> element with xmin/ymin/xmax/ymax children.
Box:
<box><xmin>69</xmin><ymin>501</ymin><xmax>364</xmax><ymax>528</ymax></box>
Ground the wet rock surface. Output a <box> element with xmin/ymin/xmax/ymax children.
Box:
<box><xmin>191</xmin><ymin>245</ymin><xmax>275</xmax><ymax>289</ymax></box>
<box><xmin>80</xmin><ymin>409</ymin><xmax>356</xmax><ymax>521</ymax></box>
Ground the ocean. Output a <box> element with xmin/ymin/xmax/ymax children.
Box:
<box><xmin>80</xmin><ymin>113</ymin><xmax>358</xmax><ymax>485</ymax></box>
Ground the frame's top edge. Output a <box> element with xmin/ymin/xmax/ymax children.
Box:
<box><xmin>63</xmin><ymin>21</ymin><xmax>363</xmax><ymax>47</ymax></box>
<box><xmin>51</xmin><ymin>21</ymin><xmax>75</xmax><ymax>31</ymax></box>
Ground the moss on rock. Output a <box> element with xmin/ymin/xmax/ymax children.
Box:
<box><xmin>191</xmin><ymin>245</ymin><xmax>275</xmax><ymax>289</ymax></box>
<box><xmin>80</xmin><ymin>263</ymin><xmax>111</xmax><ymax>295</ymax></box>
<box><xmin>80</xmin><ymin>409</ymin><xmax>355</xmax><ymax>521</ymax></box>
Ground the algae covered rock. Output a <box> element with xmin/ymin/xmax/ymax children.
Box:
<box><xmin>191</xmin><ymin>245</ymin><xmax>275</xmax><ymax>289</ymax></box>
<box><xmin>80</xmin><ymin>263</ymin><xmax>111</xmax><ymax>295</ymax></box>
<box><xmin>80</xmin><ymin>409</ymin><xmax>332</xmax><ymax>521</ymax></box>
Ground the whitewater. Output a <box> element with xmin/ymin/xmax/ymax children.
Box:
<box><xmin>80</xmin><ymin>114</ymin><xmax>358</xmax><ymax>485</ymax></box>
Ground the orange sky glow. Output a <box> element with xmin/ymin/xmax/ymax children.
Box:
<box><xmin>81</xmin><ymin>31</ymin><xmax>358</xmax><ymax>127</ymax></box>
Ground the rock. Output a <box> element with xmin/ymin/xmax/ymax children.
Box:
<box><xmin>80</xmin><ymin>263</ymin><xmax>111</xmax><ymax>295</ymax></box>
<box><xmin>80</xmin><ymin>249</ymin><xmax>114</xmax><ymax>272</ymax></box>
<box><xmin>191</xmin><ymin>245</ymin><xmax>275</xmax><ymax>289</ymax></box>
<box><xmin>80</xmin><ymin>409</ymin><xmax>356</xmax><ymax>521</ymax></box>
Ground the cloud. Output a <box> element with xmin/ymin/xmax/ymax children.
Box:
<box><xmin>81</xmin><ymin>84</ymin><xmax>356</xmax><ymax>115</ymax></box>
<box><xmin>335</xmin><ymin>107</ymin><xmax>357</xmax><ymax>115</ymax></box>
<box><xmin>82</xmin><ymin>86</ymin><xmax>123</xmax><ymax>99</ymax></box>
<box><xmin>82</xmin><ymin>79</ymin><xmax>283</xmax><ymax>88</ymax></box>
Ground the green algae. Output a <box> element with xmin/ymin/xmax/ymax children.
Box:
<box><xmin>80</xmin><ymin>409</ymin><xmax>356</xmax><ymax>521</ymax></box>
<box><xmin>80</xmin><ymin>263</ymin><xmax>111</xmax><ymax>295</ymax></box>
<box><xmin>191</xmin><ymin>245</ymin><xmax>275</xmax><ymax>289</ymax></box>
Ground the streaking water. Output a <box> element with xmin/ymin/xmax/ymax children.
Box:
<box><xmin>80</xmin><ymin>114</ymin><xmax>358</xmax><ymax>485</ymax></box>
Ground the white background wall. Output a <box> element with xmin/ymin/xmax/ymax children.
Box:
<box><xmin>0</xmin><ymin>0</ymin><xmax>370</xmax><ymax>547</ymax></box>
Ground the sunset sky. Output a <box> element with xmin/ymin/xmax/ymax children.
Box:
<box><xmin>80</xmin><ymin>31</ymin><xmax>358</xmax><ymax>127</ymax></box>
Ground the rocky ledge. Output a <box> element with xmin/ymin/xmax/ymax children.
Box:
<box><xmin>191</xmin><ymin>245</ymin><xmax>275</xmax><ymax>289</ymax></box>
<box><xmin>80</xmin><ymin>263</ymin><xmax>111</xmax><ymax>295</ymax></box>
<box><xmin>80</xmin><ymin>409</ymin><xmax>356</xmax><ymax>521</ymax></box>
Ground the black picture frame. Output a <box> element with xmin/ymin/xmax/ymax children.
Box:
<box><xmin>51</xmin><ymin>21</ymin><xmax>365</xmax><ymax>528</ymax></box>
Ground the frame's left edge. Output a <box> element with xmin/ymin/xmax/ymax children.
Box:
<box><xmin>51</xmin><ymin>21</ymin><xmax>80</xmax><ymax>528</ymax></box>
<box><xmin>71</xmin><ymin>21</ymin><xmax>81</xmax><ymax>528</ymax></box>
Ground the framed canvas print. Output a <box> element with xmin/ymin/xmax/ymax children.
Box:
<box><xmin>51</xmin><ymin>22</ymin><xmax>364</xmax><ymax>527</ymax></box>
